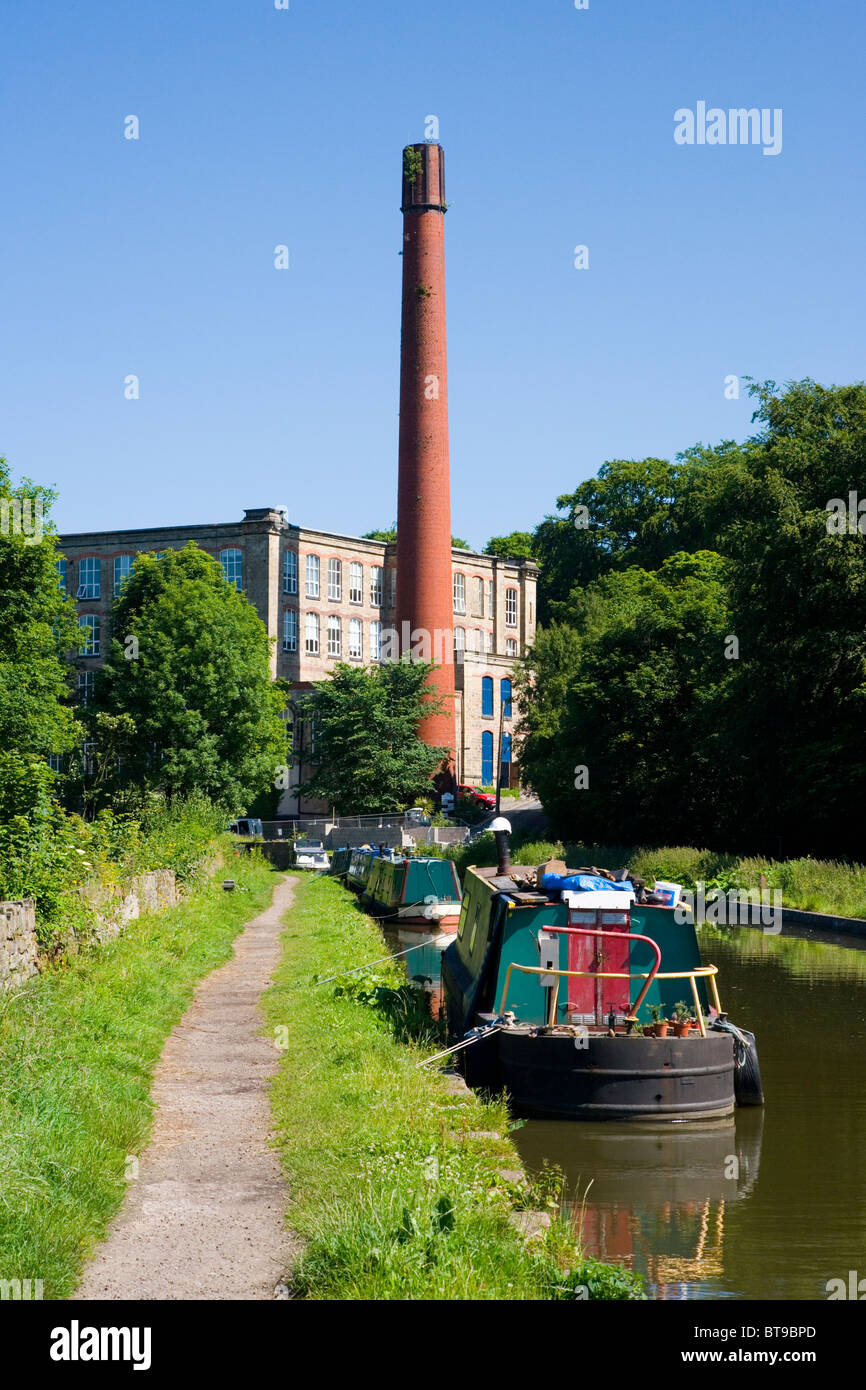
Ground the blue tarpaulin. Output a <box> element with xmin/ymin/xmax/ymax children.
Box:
<box><xmin>541</xmin><ymin>872</ymin><xmax>635</xmax><ymax>894</ymax></box>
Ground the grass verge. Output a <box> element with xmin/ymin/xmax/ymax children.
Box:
<box><xmin>443</xmin><ymin>836</ymin><xmax>866</xmax><ymax>919</ymax></box>
<box><xmin>0</xmin><ymin>853</ymin><xmax>277</xmax><ymax>1298</ymax></box>
<box><xmin>265</xmin><ymin>873</ymin><xmax>644</xmax><ymax>1300</ymax></box>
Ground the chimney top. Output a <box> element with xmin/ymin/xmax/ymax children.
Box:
<box><xmin>401</xmin><ymin>142</ymin><xmax>446</xmax><ymax>214</ymax></box>
<box><xmin>243</xmin><ymin>506</ymin><xmax>286</xmax><ymax>526</ymax></box>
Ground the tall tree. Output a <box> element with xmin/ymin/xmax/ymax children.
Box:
<box><xmin>517</xmin><ymin>552</ymin><xmax>734</xmax><ymax>846</ymax></box>
<box><xmin>483</xmin><ymin>531</ymin><xmax>534</xmax><ymax>561</ymax></box>
<box><xmin>532</xmin><ymin>455</ymin><xmax>719</xmax><ymax>620</ymax></box>
<box><xmin>93</xmin><ymin>543</ymin><xmax>288</xmax><ymax>812</ymax></box>
<box><xmin>297</xmin><ymin>661</ymin><xmax>447</xmax><ymax>813</ymax></box>
<box><xmin>520</xmin><ymin>379</ymin><xmax>866</xmax><ymax>858</ymax></box>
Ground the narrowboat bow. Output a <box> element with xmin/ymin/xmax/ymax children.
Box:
<box><xmin>362</xmin><ymin>854</ymin><xmax>463</xmax><ymax>1015</ymax></box>
<box><xmin>441</xmin><ymin>821</ymin><xmax>763</xmax><ymax>1122</ymax></box>
<box><xmin>363</xmin><ymin>855</ymin><xmax>462</xmax><ymax>931</ymax></box>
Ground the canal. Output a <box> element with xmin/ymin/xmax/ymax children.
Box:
<box><xmin>513</xmin><ymin>921</ymin><xmax>866</xmax><ymax>1300</ymax></box>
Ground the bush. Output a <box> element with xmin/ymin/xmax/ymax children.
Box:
<box><xmin>0</xmin><ymin>765</ymin><xmax>229</xmax><ymax>949</ymax></box>
<box><xmin>130</xmin><ymin>794</ymin><xmax>228</xmax><ymax>885</ymax></box>
<box><xmin>442</xmin><ymin>837</ymin><xmax>866</xmax><ymax>918</ymax></box>
<box><xmin>0</xmin><ymin>753</ymin><xmax>94</xmax><ymax>926</ymax></box>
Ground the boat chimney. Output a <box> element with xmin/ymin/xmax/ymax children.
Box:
<box><xmin>490</xmin><ymin>816</ymin><xmax>513</xmax><ymax>875</ymax></box>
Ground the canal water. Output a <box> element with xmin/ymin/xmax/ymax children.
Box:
<box><xmin>513</xmin><ymin>922</ymin><xmax>866</xmax><ymax>1300</ymax></box>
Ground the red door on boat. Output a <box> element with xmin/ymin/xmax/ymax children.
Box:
<box><xmin>566</xmin><ymin>907</ymin><xmax>632</xmax><ymax>1026</ymax></box>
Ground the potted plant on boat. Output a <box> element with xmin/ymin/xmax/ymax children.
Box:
<box><xmin>671</xmin><ymin>1001</ymin><xmax>694</xmax><ymax>1037</ymax></box>
<box><xmin>648</xmin><ymin>1003</ymin><xmax>669</xmax><ymax>1037</ymax></box>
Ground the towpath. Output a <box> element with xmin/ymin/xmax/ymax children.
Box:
<box><xmin>75</xmin><ymin>875</ymin><xmax>297</xmax><ymax>1301</ymax></box>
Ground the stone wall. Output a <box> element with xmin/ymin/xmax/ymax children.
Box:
<box><xmin>0</xmin><ymin>900</ymin><xmax>39</xmax><ymax>993</ymax></box>
<box><xmin>0</xmin><ymin>869</ymin><xmax>184</xmax><ymax>993</ymax></box>
<box><xmin>80</xmin><ymin>869</ymin><xmax>180</xmax><ymax>943</ymax></box>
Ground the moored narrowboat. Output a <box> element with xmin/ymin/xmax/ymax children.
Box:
<box><xmin>329</xmin><ymin>846</ymin><xmax>352</xmax><ymax>879</ymax></box>
<box><xmin>363</xmin><ymin>855</ymin><xmax>462</xmax><ymax>931</ymax></box>
<box><xmin>362</xmin><ymin>855</ymin><xmax>463</xmax><ymax>1015</ymax></box>
<box><xmin>346</xmin><ymin>846</ymin><xmax>383</xmax><ymax>893</ymax></box>
<box><xmin>441</xmin><ymin>821</ymin><xmax>763</xmax><ymax>1122</ymax></box>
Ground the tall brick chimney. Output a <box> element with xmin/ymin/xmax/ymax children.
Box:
<box><xmin>395</xmin><ymin>142</ymin><xmax>456</xmax><ymax>756</ymax></box>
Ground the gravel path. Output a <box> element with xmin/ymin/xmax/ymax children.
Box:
<box><xmin>76</xmin><ymin>875</ymin><xmax>298</xmax><ymax>1301</ymax></box>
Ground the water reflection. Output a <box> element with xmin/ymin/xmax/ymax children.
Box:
<box><xmin>514</xmin><ymin>922</ymin><xmax>866</xmax><ymax>1300</ymax></box>
<box><xmin>518</xmin><ymin>1111</ymin><xmax>763</xmax><ymax>1300</ymax></box>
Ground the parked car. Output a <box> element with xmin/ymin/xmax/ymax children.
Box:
<box><xmin>228</xmin><ymin>817</ymin><xmax>264</xmax><ymax>839</ymax></box>
<box><xmin>457</xmin><ymin>785</ymin><xmax>496</xmax><ymax>810</ymax></box>
<box><xmin>293</xmin><ymin>838</ymin><xmax>330</xmax><ymax>871</ymax></box>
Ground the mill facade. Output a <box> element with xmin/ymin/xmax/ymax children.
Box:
<box><xmin>58</xmin><ymin>511</ymin><xmax>536</xmax><ymax>813</ymax></box>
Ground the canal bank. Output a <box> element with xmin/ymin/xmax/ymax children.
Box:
<box><xmin>263</xmin><ymin>873</ymin><xmax>644</xmax><ymax>1299</ymax></box>
<box><xmin>512</xmin><ymin>922</ymin><xmax>866</xmax><ymax>1300</ymax></box>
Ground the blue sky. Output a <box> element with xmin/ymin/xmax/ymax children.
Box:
<box><xmin>2</xmin><ymin>0</ymin><xmax>864</xmax><ymax>547</ymax></box>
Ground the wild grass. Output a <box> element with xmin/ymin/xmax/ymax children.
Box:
<box><xmin>265</xmin><ymin>873</ymin><xmax>644</xmax><ymax>1300</ymax></box>
<box><xmin>445</xmin><ymin>837</ymin><xmax>866</xmax><ymax>918</ymax></box>
<box><xmin>0</xmin><ymin>854</ymin><xmax>276</xmax><ymax>1298</ymax></box>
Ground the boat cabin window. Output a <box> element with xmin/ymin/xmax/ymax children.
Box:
<box><xmin>468</xmin><ymin>901</ymin><xmax>482</xmax><ymax>954</ymax></box>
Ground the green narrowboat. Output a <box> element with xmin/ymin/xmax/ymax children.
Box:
<box><xmin>441</xmin><ymin>824</ymin><xmax>763</xmax><ymax>1122</ymax></box>
<box><xmin>363</xmin><ymin>856</ymin><xmax>463</xmax><ymax>931</ymax></box>
<box><xmin>363</xmin><ymin>855</ymin><xmax>463</xmax><ymax>1014</ymax></box>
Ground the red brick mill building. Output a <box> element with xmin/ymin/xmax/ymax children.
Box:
<box><xmin>58</xmin><ymin>143</ymin><xmax>536</xmax><ymax>813</ymax></box>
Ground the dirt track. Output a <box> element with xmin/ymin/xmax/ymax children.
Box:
<box><xmin>75</xmin><ymin>875</ymin><xmax>297</xmax><ymax>1301</ymax></box>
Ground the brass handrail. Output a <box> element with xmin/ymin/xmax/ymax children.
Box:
<box><xmin>498</xmin><ymin>963</ymin><xmax>723</xmax><ymax>1038</ymax></box>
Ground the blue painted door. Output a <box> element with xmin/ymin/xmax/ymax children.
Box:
<box><xmin>481</xmin><ymin>730</ymin><xmax>494</xmax><ymax>785</ymax></box>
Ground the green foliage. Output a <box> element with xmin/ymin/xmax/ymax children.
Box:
<box><xmin>483</xmin><ymin>531</ymin><xmax>535</xmax><ymax>561</ymax></box>
<box><xmin>443</xmin><ymin>836</ymin><xmax>866</xmax><ymax>919</ymax></box>
<box><xmin>362</xmin><ymin>524</ymin><xmax>397</xmax><ymax>543</ymax></box>
<box><xmin>556</xmin><ymin>1257</ymin><xmax>646</xmax><ymax>1301</ymax></box>
<box><xmin>332</xmin><ymin>973</ymin><xmax>443</xmax><ymax>1048</ymax></box>
<box><xmin>455</xmin><ymin>793</ymin><xmax>488</xmax><ymax>825</ymax></box>
<box><xmin>0</xmin><ymin>752</ymin><xmax>92</xmax><ymax>927</ymax></box>
<box><xmin>519</xmin><ymin>552</ymin><xmax>734</xmax><ymax>846</ymax></box>
<box><xmin>361</xmin><ymin>525</ymin><xmax>471</xmax><ymax>549</ymax></box>
<box><xmin>298</xmin><ymin>661</ymin><xmax>447</xmax><ymax>813</ymax></box>
<box><xmin>0</xmin><ymin>457</ymin><xmax>80</xmax><ymax>759</ymax></box>
<box><xmin>403</xmin><ymin>146</ymin><xmax>423</xmax><ymax>184</ymax></box>
<box><xmin>522</xmin><ymin>380</ymin><xmax>866</xmax><ymax>859</ymax></box>
<box><xmin>0</xmin><ymin>855</ymin><xmax>276</xmax><ymax>1297</ymax></box>
<box><xmin>0</xmin><ymin>743</ymin><xmax>229</xmax><ymax>946</ymax></box>
<box><xmin>126</xmin><ymin>794</ymin><xmax>228</xmax><ymax>885</ymax></box>
<box><xmin>532</xmin><ymin>455</ymin><xmax>691</xmax><ymax>623</ymax></box>
<box><xmin>515</xmin><ymin>1161</ymin><xmax>564</xmax><ymax>1212</ymax></box>
<box><xmin>91</xmin><ymin>543</ymin><xmax>288</xmax><ymax>814</ymax></box>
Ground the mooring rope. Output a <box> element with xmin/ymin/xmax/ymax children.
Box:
<box><xmin>417</xmin><ymin>1022</ymin><xmax>504</xmax><ymax>1068</ymax></box>
<box><xmin>314</xmin><ymin>939</ymin><xmax>434</xmax><ymax>985</ymax></box>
